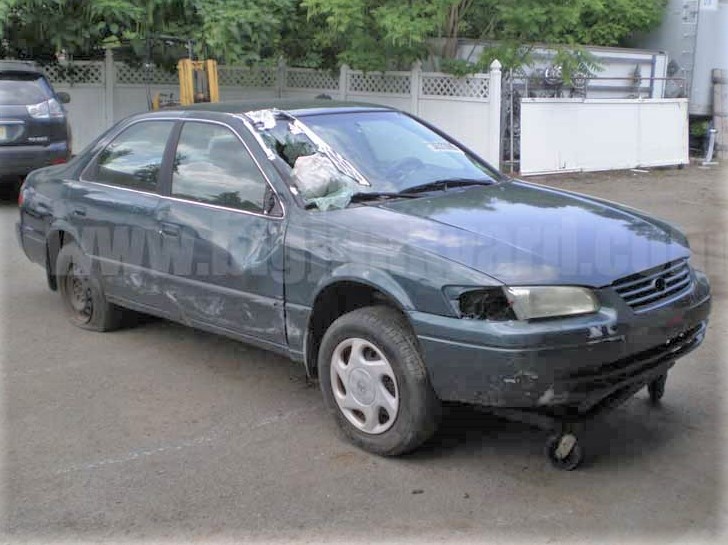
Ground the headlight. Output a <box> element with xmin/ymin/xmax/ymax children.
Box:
<box><xmin>505</xmin><ymin>286</ymin><xmax>599</xmax><ymax>320</ymax></box>
<box><xmin>456</xmin><ymin>287</ymin><xmax>516</xmax><ymax>321</ymax></box>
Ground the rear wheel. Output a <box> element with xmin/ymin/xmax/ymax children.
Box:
<box><xmin>56</xmin><ymin>241</ymin><xmax>125</xmax><ymax>331</ymax></box>
<box><xmin>318</xmin><ymin>306</ymin><xmax>440</xmax><ymax>456</ymax></box>
<box><xmin>0</xmin><ymin>177</ymin><xmax>21</xmax><ymax>201</ymax></box>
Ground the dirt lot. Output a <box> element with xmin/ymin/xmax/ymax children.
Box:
<box><xmin>1</xmin><ymin>165</ymin><xmax>726</xmax><ymax>544</ymax></box>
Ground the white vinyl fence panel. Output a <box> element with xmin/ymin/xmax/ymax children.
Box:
<box><xmin>42</xmin><ymin>51</ymin><xmax>503</xmax><ymax>167</ymax></box>
<box><xmin>519</xmin><ymin>98</ymin><xmax>689</xmax><ymax>175</ymax></box>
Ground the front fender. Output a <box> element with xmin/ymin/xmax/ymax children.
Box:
<box><xmin>285</xmin><ymin>265</ymin><xmax>415</xmax><ymax>365</ymax></box>
<box><xmin>315</xmin><ymin>263</ymin><xmax>415</xmax><ymax>310</ymax></box>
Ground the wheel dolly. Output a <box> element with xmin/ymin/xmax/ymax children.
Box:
<box><xmin>483</xmin><ymin>368</ymin><xmax>671</xmax><ymax>470</ymax></box>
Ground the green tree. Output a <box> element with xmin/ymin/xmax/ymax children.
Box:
<box><xmin>302</xmin><ymin>0</ymin><xmax>465</xmax><ymax>71</ymax></box>
<box><xmin>455</xmin><ymin>0</ymin><xmax>667</xmax><ymax>74</ymax></box>
<box><xmin>301</xmin><ymin>0</ymin><xmax>667</xmax><ymax>73</ymax></box>
<box><xmin>0</xmin><ymin>0</ymin><xmax>669</xmax><ymax>74</ymax></box>
<box><xmin>0</xmin><ymin>0</ymin><xmax>294</xmax><ymax>65</ymax></box>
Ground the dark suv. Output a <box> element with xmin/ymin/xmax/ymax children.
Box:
<box><xmin>0</xmin><ymin>60</ymin><xmax>71</xmax><ymax>189</ymax></box>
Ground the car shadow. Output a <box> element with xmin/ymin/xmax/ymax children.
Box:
<box><xmin>112</xmin><ymin>315</ymin><xmax>722</xmax><ymax>475</ymax></box>
<box><xmin>404</xmin><ymin>394</ymin><xmax>720</xmax><ymax>473</ymax></box>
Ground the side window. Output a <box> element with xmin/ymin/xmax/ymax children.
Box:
<box><xmin>171</xmin><ymin>122</ymin><xmax>270</xmax><ymax>213</ymax></box>
<box><xmin>94</xmin><ymin>121</ymin><xmax>174</xmax><ymax>191</ymax></box>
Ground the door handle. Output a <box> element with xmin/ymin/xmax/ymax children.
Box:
<box><xmin>159</xmin><ymin>223</ymin><xmax>180</xmax><ymax>237</ymax></box>
<box><xmin>72</xmin><ymin>207</ymin><xmax>86</xmax><ymax>217</ymax></box>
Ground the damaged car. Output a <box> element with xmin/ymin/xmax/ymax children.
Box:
<box><xmin>16</xmin><ymin>100</ymin><xmax>711</xmax><ymax>469</ymax></box>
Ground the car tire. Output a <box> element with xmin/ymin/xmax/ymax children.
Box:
<box><xmin>56</xmin><ymin>241</ymin><xmax>125</xmax><ymax>331</ymax></box>
<box><xmin>318</xmin><ymin>305</ymin><xmax>440</xmax><ymax>456</ymax></box>
<box><xmin>0</xmin><ymin>177</ymin><xmax>21</xmax><ymax>201</ymax></box>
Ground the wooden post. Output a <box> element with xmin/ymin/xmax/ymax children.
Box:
<box><xmin>713</xmin><ymin>69</ymin><xmax>727</xmax><ymax>161</ymax></box>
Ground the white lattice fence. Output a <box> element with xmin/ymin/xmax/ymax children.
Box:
<box><xmin>217</xmin><ymin>66</ymin><xmax>277</xmax><ymax>88</ymax></box>
<box><xmin>115</xmin><ymin>63</ymin><xmax>178</xmax><ymax>85</ymax></box>
<box><xmin>347</xmin><ymin>71</ymin><xmax>411</xmax><ymax>95</ymax></box>
<box><xmin>42</xmin><ymin>61</ymin><xmax>104</xmax><ymax>86</ymax></box>
<box><xmin>286</xmin><ymin>68</ymin><xmax>339</xmax><ymax>91</ymax></box>
<box><xmin>420</xmin><ymin>74</ymin><xmax>489</xmax><ymax>100</ymax></box>
<box><xmin>43</xmin><ymin>52</ymin><xmax>503</xmax><ymax>166</ymax></box>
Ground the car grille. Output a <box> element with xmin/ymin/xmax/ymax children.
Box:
<box><xmin>612</xmin><ymin>258</ymin><xmax>692</xmax><ymax>312</ymax></box>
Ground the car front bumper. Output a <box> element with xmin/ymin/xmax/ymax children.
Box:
<box><xmin>0</xmin><ymin>142</ymin><xmax>69</xmax><ymax>178</ymax></box>
<box><xmin>410</xmin><ymin>270</ymin><xmax>711</xmax><ymax>411</ymax></box>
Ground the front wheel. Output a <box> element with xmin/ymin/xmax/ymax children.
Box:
<box><xmin>318</xmin><ymin>306</ymin><xmax>440</xmax><ymax>456</ymax></box>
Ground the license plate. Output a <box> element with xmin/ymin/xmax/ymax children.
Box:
<box><xmin>0</xmin><ymin>126</ymin><xmax>6</xmax><ymax>141</ymax></box>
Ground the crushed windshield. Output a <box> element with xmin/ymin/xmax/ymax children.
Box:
<box><xmin>246</xmin><ymin>109</ymin><xmax>501</xmax><ymax>211</ymax></box>
<box><xmin>300</xmin><ymin>110</ymin><xmax>500</xmax><ymax>193</ymax></box>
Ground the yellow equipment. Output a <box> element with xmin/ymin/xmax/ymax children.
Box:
<box><xmin>152</xmin><ymin>57</ymin><xmax>219</xmax><ymax>110</ymax></box>
<box><xmin>177</xmin><ymin>58</ymin><xmax>219</xmax><ymax>105</ymax></box>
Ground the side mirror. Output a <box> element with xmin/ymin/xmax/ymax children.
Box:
<box><xmin>56</xmin><ymin>91</ymin><xmax>71</xmax><ymax>104</ymax></box>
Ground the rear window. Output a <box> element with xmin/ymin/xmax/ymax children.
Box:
<box><xmin>0</xmin><ymin>73</ymin><xmax>53</xmax><ymax>105</ymax></box>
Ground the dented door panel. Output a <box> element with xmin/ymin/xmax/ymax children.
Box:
<box><xmin>155</xmin><ymin>199</ymin><xmax>286</xmax><ymax>345</ymax></box>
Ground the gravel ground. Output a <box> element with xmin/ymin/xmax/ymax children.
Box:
<box><xmin>1</xmin><ymin>164</ymin><xmax>726</xmax><ymax>544</ymax></box>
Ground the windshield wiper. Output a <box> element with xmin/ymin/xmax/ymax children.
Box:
<box><xmin>349</xmin><ymin>191</ymin><xmax>419</xmax><ymax>203</ymax></box>
<box><xmin>399</xmin><ymin>177</ymin><xmax>494</xmax><ymax>195</ymax></box>
<box><xmin>303</xmin><ymin>191</ymin><xmax>417</xmax><ymax>210</ymax></box>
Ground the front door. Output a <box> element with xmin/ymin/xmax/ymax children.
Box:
<box><xmin>156</xmin><ymin>119</ymin><xmax>287</xmax><ymax>346</ymax></box>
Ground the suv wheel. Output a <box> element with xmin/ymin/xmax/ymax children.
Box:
<box><xmin>318</xmin><ymin>306</ymin><xmax>440</xmax><ymax>455</ymax></box>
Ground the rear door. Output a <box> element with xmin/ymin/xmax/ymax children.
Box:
<box><xmin>155</xmin><ymin>119</ymin><xmax>287</xmax><ymax>346</ymax></box>
<box><xmin>69</xmin><ymin>119</ymin><xmax>178</xmax><ymax>316</ymax></box>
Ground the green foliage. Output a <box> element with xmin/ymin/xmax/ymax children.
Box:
<box><xmin>0</xmin><ymin>0</ymin><xmax>294</xmax><ymax>65</ymax></box>
<box><xmin>463</xmin><ymin>0</ymin><xmax>667</xmax><ymax>73</ymax></box>
<box><xmin>299</xmin><ymin>0</ymin><xmax>667</xmax><ymax>72</ymax></box>
<box><xmin>194</xmin><ymin>0</ymin><xmax>294</xmax><ymax>64</ymax></box>
<box><xmin>571</xmin><ymin>0</ymin><xmax>668</xmax><ymax>46</ymax></box>
<box><xmin>439</xmin><ymin>57</ymin><xmax>480</xmax><ymax>78</ymax></box>
<box><xmin>690</xmin><ymin>120</ymin><xmax>709</xmax><ymax>138</ymax></box>
<box><xmin>302</xmin><ymin>0</ymin><xmax>460</xmax><ymax>71</ymax></box>
<box><xmin>1</xmin><ymin>0</ymin><xmax>669</xmax><ymax>74</ymax></box>
<box><xmin>463</xmin><ymin>0</ymin><xmax>667</xmax><ymax>47</ymax></box>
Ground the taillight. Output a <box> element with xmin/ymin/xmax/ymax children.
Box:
<box><xmin>26</xmin><ymin>98</ymin><xmax>64</xmax><ymax>119</ymax></box>
<box><xmin>18</xmin><ymin>185</ymin><xmax>24</xmax><ymax>207</ymax></box>
<box><xmin>51</xmin><ymin>158</ymin><xmax>67</xmax><ymax>165</ymax></box>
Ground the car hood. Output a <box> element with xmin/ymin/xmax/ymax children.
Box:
<box><xmin>328</xmin><ymin>181</ymin><xmax>690</xmax><ymax>287</ymax></box>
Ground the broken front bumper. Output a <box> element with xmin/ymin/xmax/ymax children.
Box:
<box><xmin>410</xmin><ymin>271</ymin><xmax>711</xmax><ymax>411</ymax></box>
